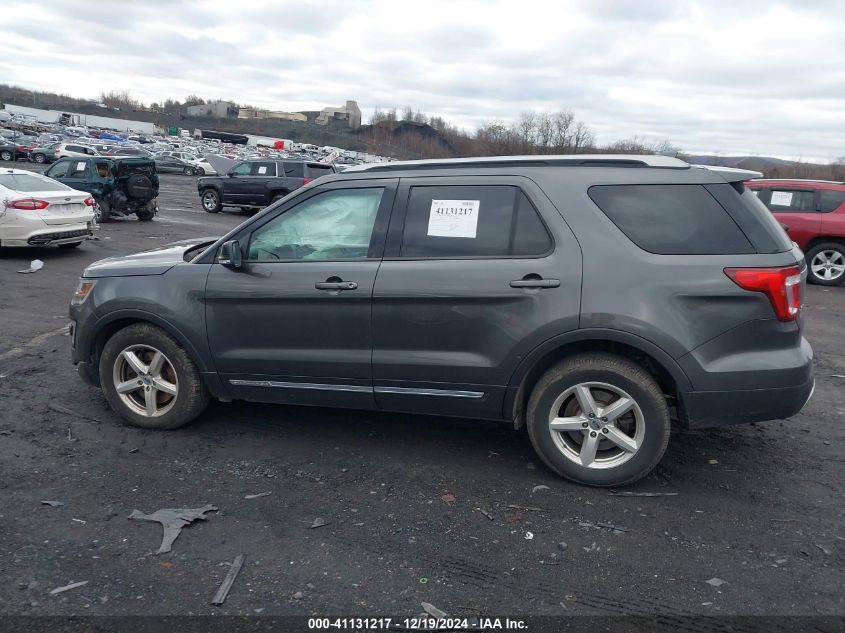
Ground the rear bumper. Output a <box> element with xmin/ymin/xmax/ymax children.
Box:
<box><xmin>680</xmin><ymin>374</ymin><xmax>814</xmax><ymax>428</ymax></box>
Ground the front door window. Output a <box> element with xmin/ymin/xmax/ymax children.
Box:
<box><xmin>247</xmin><ymin>188</ymin><xmax>385</xmax><ymax>261</ymax></box>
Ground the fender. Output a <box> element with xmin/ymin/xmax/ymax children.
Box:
<box><xmin>83</xmin><ymin>309</ymin><xmax>229</xmax><ymax>399</ymax></box>
<box><xmin>502</xmin><ymin>328</ymin><xmax>693</xmax><ymax>420</ymax></box>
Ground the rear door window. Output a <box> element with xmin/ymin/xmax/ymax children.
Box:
<box><xmin>250</xmin><ymin>162</ymin><xmax>276</xmax><ymax>176</ymax></box>
<box><xmin>768</xmin><ymin>189</ymin><xmax>815</xmax><ymax>212</ymax></box>
<box><xmin>588</xmin><ymin>184</ymin><xmax>754</xmax><ymax>255</ymax></box>
<box><xmin>69</xmin><ymin>160</ymin><xmax>89</xmax><ymax>178</ymax></box>
<box><xmin>819</xmin><ymin>190</ymin><xmax>845</xmax><ymax>213</ymax></box>
<box><xmin>400</xmin><ymin>185</ymin><xmax>552</xmax><ymax>258</ymax></box>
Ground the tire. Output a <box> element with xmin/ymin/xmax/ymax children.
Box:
<box><xmin>0</xmin><ymin>150</ymin><xmax>12</xmax><ymax>161</ymax></box>
<box><xmin>33</xmin><ymin>153</ymin><xmax>46</xmax><ymax>164</ymax></box>
<box><xmin>201</xmin><ymin>189</ymin><xmax>221</xmax><ymax>213</ymax></box>
<box><xmin>99</xmin><ymin>323</ymin><xmax>209</xmax><ymax>430</ymax></box>
<box><xmin>526</xmin><ymin>353</ymin><xmax>671</xmax><ymax>487</ymax></box>
<box><xmin>270</xmin><ymin>193</ymin><xmax>287</xmax><ymax>205</ymax></box>
<box><xmin>125</xmin><ymin>173</ymin><xmax>153</xmax><ymax>199</ymax></box>
<box><xmin>196</xmin><ymin>167</ymin><xmax>205</xmax><ymax>176</ymax></box>
<box><xmin>805</xmin><ymin>242</ymin><xmax>845</xmax><ymax>286</ymax></box>
<box><xmin>183</xmin><ymin>166</ymin><xmax>195</xmax><ymax>176</ymax></box>
<box><xmin>136</xmin><ymin>204</ymin><xmax>156</xmax><ymax>221</ymax></box>
<box><xmin>94</xmin><ymin>198</ymin><xmax>111</xmax><ymax>223</ymax></box>
<box><xmin>58</xmin><ymin>241</ymin><xmax>82</xmax><ymax>249</ymax></box>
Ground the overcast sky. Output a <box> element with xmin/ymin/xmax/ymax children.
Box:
<box><xmin>1</xmin><ymin>0</ymin><xmax>842</xmax><ymax>161</ymax></box>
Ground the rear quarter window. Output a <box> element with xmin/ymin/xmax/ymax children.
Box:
<box><xmin>820</xmin><ymin>189</ymin><xmax>845</xmax><ymax>213</ymax></box>
<box><xmin>305</xmin><ymin>164</ymin><xmax>335</xmax><ymax>180</ymax></box>
<box><xmin>588</xmin><ymin>184</ymin><xmax>754</xmax><ymax>255</ymax></box>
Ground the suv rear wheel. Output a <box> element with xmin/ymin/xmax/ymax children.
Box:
<box><xmin>201</xmin><ymin>189</ymin><xmax>221</xmax><ymax>213</ymax></box>
<box><xmin>0</xmin><ymin>150</ymin><xmax>13</xmax><ymax>161</ymax></box>
<box><xmin>526</xmin><ymin>353</ymin><xmax>671</xmax><ymax>487</ymax></box>
<box><xmin>806</xmin><ymin>243</ymin><xmax>845</xmax><ymax>286</ymax></box>
<box><xmin>99</xmin><ymin>323</ymin><xmax>209</xmax><ymax>430</ymax></box>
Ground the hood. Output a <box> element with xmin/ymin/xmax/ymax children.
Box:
<box><xmin>83</xmin><ymin>237</ymin><xmax>219</xmax><ymax>278</ymax></box>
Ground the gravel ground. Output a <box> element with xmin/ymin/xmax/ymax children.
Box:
<box><xmin>0</xmin><ymin>163</ymin><xmax>842</xmax><ymax>625</ymax></box>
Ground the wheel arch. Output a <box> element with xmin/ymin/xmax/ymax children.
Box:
<box><xmin>268</xmin><ymin>189</ymin><xmax>290</xmax><ymax>201</ymax></box>
<box><xmin>86</xmin><ymin>310</ymin><xmax>214</xmax><ymax>387</ymax></box>
<box><xmin>505</xmin><ymin>329</ymin><xmax>692</xmax><ymax>429</ymax></box>
<box><xmin>804</xmin><ymin>236</ymin><xmax>845</xmax><ymax>252</ymax></box>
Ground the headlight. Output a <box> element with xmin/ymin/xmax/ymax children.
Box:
<box><xmin>72</xmin><ymin>279</ymin><xmax>96</xmax><ymax>304</ymax></box>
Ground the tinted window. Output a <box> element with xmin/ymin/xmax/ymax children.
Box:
<box><xmin>305</xmin><ymin>164</ymin><xmax>334</xmax><ymax>180</ymax></box>
<box><xmin>706</xmin><ymin>184</ymin><xmax>792</xmax><ymax>254</ymax></box>
<box><xmin>66</xmin><ymin>145</ymin><xmax>84</xmax><ymax>153</ymax></box>
<box><xmin>819</xmin><ymin>189</ymin><xmax>845</xmax><ymax>213</ymax></box>
<box><xmin>401</xmin><ymin>185</ymin><xmax>552</xmax><ymax>258</ymax></box>
<box><xmin>588</xmin><ymin>184</ymin><xmax>754</xmax><ymax>255</ymax></box>
<box><xmin>247</xmin><ymin>188</ymin><xmax>384</xmax><ymax>261</ymax></box>
<box><xmin>250</xmin><ymin>162</ymin><xmax>276</xmax><ymax>176</ymax></box>
<box><xmin>769</xmin><ymin>189</ymin><xmax>815</xmax><ymax>212</ymax></box>
<box><xmin>283</xmin><ymin>162</ymin><xmax>304</xmax><ymax>178</ymax></box>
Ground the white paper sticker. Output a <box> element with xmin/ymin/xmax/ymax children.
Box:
<box><xmin>258</xmin><ymin>166</ymin><xmax>267</xmax><ymax>174</ymax></box>
<box><xmin>770</xmin><ymin>191</ymin><xmax>793</xmax><ymax>206</ymax></box>
<box><xmin>76</xmin><ymin>161</ymin><xmax>86</xmax><ymax>171</ymax></box>
<box><xmin>427</xmin><ymin>200</ymin><xmax>480</xmax><ymax>238</ymax></box>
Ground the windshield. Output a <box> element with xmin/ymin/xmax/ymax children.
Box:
<box><xmin>0</xmin><ymin>173</ymin><xmax>69</xmax><ymax>192</ymax></box>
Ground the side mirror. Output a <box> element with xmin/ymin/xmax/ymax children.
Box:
<box><xmin>218</xmin><ymin>240</ymin><xmax>243</xmax><ymax>270</ymax></box>
<box><xmin>227</xmin><ymin>171</ymin><xmax>236</xmax><ymax>177</ymax></box>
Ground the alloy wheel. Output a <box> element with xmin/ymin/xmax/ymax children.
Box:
<box><xmin>811</xmin><ymin>250</ymin><xmax>845</xmax><ymax>282</ymax></box>
<box><xmin>547</xmin><ymin>382</ymin><xmax>645</xmax><ymax>469</ymax></box>
<box><xmin>202</xmin><ymin>192</ymin><xmax>218</xmax><ymax>210</ymax></box>
<box><xmin>112</xmin><ymin>345</ymin><xmax>179</xmax><ymax>417</ymax></box>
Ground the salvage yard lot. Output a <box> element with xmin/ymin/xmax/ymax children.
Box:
<box><xmin>0</xmin><ymin>166</ymin><xmax>843</xmax><ymax>618</ymax></box>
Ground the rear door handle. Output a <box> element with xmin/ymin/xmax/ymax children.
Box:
<box><xmin>315</xmin><ymin>280</ymin><xmax>358</xmax><ymax>291</ymax></box>
<box><xmin>510</xmin><ymin>278</ymin><xmax>560</xmax><ymax>288</ymax></box>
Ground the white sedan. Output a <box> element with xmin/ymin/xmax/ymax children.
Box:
<box><xmin>0</xmin><ymin>168</ymin><xmax>95</xmax><ymax>248</ymax></box>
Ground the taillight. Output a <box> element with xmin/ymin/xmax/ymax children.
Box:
<box><xmin>5</xmin><ymin>198</ymin><xmax>50</xmax><ymax>210</ymax></box>
<box><xmin>303</xmin><ymin>177</ymin><xmax>312</xmax><ymax>185</ymax></box>
<box><xmin>84</xmin><ymin>197</ymin><xmax>95</xmax><ymax>206</ymax></box>
<box><xmin>724</xmin><ymin>265</ymin><xmax>804</xmax><ymax>321</ymax></box>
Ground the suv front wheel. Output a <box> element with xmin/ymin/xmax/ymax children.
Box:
<box><xmin>99</xmin><ymin>323</ymin><xmax>209</xmax><ymax>430</ymax></box>
<box><xmin>526</xmin><ymin>353</ymin><xmax>671</xmax><ymax>487</ymax></box>
<box><xmin>805</xmin><ymin>243</ymin><xmax>845</xmax><ymax>286</ymax></box>
<box><xmin>201</xmin><ymin>189</ymin><xmax>221</xmax><ymax>213</ymax></box>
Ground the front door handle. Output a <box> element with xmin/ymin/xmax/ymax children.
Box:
<box><xmin>510</xmin><ymin>277</ymin><xmax>560</xmax><ymax>289</ymax></box>
<box><xmin>315</xmin><ymin>280</ymin><xmax>358</xmax><ymax>291</ymax></box>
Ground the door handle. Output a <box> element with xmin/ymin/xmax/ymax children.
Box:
<box><xmin>510</xmin><ymin>277</ymin><xmax>560</xmax><ymax>289</ymax></box>
<box><xmin>315</xmin><ymin>280</ymin><xmax>358</xmax><ymax>291</ymax></box>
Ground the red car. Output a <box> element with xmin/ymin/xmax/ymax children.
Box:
<box><xmin>748</xmin><ymin>179</ymin><xmax>845</xmax><ymax>286</ymax></box>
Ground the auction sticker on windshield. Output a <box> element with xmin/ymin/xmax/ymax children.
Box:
<box><xmin>427</xmin><ymin>199</ymin><xmax>480</xmax><ymax>238</ymax></box>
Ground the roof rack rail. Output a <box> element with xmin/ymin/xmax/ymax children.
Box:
<box><xmin>345</xmin><ymin>154</ymin><xmax>689</xmax><ymax>173</ymax></box>
<box><xmin>747</xmin><ymin>178</ymin><xmax>845</xmax><ymax>185</ymax></box>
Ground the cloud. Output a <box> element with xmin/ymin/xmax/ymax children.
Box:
<box><xmin>0</xmin><ymin>0</ymin><xmax>841</xmax><ymax>160</ymax></box>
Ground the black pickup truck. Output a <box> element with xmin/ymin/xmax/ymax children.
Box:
<box><xmin>197</xmin><ymin>159</ymin><xmax>335</xmax><ymax>213</ymax></box>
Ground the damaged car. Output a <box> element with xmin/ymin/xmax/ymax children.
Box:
<box><xmin>45</xmin><ymin>156</ymin><xmax>159</xmax><ymax>222</ymax></box>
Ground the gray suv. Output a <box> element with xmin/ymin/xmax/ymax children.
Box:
<box><xmin>69</xmin><ymin>155</ymin><xmax>814</xmax><ymax>486</ymax></box>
